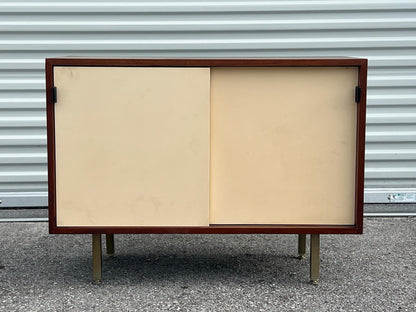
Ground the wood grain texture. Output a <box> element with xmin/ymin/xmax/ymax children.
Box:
<box><xmin>355</xmin><ymin>59</ymin><xmax>368</xmax><ymax>233</ymax></box>
<box><xmin>46</xmin><ymin>60</ymin><xmax>57</xmax><ymax>233</ymax></box>
<box><xmin>46</xmin><ymin>58</ymin><xmax>366</xmax><ymax>234</ymax></box>
<box><xmin>50</xmin><ymin>224</ymin><xmax>360</xmax><ymax>235</ymax></box>
<box><xmin>46</xmin><ymin>58</ymin><xmax>367</xmax><ymax>68</ymax></box>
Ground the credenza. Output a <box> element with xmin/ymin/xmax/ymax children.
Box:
<box><xmin>46</xmin><ymin>58</ymin><xmax>367</xmax><ymax>284</ymax></box>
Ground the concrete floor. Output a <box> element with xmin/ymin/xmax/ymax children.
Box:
<box><xmin>0</xmin><ymin>217</ymin><xmax>415</xmax><ymax>311</ymax></box>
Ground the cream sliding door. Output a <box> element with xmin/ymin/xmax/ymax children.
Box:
<box><xmin>54</xmin><ymin>67</ymin><xmax>210</xmax><ymax>226</ymax></box>
<box><xmin>210</xmin><ymin>67</ymin><xmax>358</xmax><ymax>225</ymax></box>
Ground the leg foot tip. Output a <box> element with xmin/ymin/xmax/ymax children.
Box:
<box><xmin>310</xmin><ymin>280</ymin><xmax>319</xmax><ymax>285</ymax></box>
<box><xmin>93</xmin><ymin>279</ymin><xmax>102</xmax><ymax>285</ymax></box>
<box><xmin>297</xmin><ymin>254</ymin><xmax>306</xmax><ymax>260</ymax></box>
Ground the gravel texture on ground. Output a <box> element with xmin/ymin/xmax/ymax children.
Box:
<box><xmin>0</xmin><ymin>217</ymin><xmax>415</xmax><ymax>311</ymax></box>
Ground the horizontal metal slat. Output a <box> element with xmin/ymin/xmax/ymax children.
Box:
<box><xmin>366</xmin><ymin>153</ymin><xmax>416</xmax><ymax>161</ymax></box>
<box><xmin>0</xmin><ymin>78</ymin><xmax>44</xmax><ymax>91</ymax></box>
<box><xmin>366</xmin><ymin>131</ymin><xmax>416</xmax><ymax>143</ymax></box>
<box><xmin>366</xmin><ymin>113</ymin><xmax>416</xmax><ymax>124</ymax></box>
<box><xmin>1</xmin><ymin>48</ymin><xmax>414</xmax><ymax>60</ymax></box>
<box><xmin>1</xmin><ymin>17</ymin><xmax>415</xmax><ymax>32</ymax></box>
<box><xmin>367</xmin><ymin>94</ymin><xmax>416</xmax><ymax>106</ymax></box>
<box><xmin>367</xmin><ymin>105</ymin><xmax>416</xmax><ymax>114</ymax></box>
<box><xmin>368</xmin><ymin>76</ymin><xmax>416</xmax><ymax>87</ymax></box>
<box><xmin>1</xmin><ymin>37</ymin><xmax>415</xmax><ymax>51</ymax></box>
<box><xmin>0</xmin><ymin>98</ymin><xmax>45</xmax><ymax>109</ymax></box>
<box><xmin>0</xmin><ymin>171</ymin><xmax>47</xmax><ymax>183</ymax></box>
<box><xmin>0</xmin><ymin>135</ymin><xmax>46</xmax><ymax>146</ymax></box>
<box><xmin>365</xmin><ymin>167</ymin><xmax>416</xmax><ymax>179</ymax></box>
<box><xmin>0</xmin><ymin>182</ymin><xmax>47</xmax><ymax>192</ymax></box>
<box><xmin>1</xmin><ymin>1</ymin><xmax>415</xmax><ymax>13</ymax></box>
<box><xmin>0</xmin><ymin>153</ymin><xmax>47</xmax><ymax>164</ymax></box>
<box><xmin>0</xmin><ymin>116</ymin><xmax>46</xmax><ymax>128</ymax></box>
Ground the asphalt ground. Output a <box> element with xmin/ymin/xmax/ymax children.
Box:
<box><xmin>0</xmin><ymin>217</ymin><xmax>415</xmax><ymax>312</ymax></box>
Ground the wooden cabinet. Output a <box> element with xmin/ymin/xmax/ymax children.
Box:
<box><xmin>47</xmin><ymin>59</ymin><xmax>366</xmax><ymax>234</ymax></box>
<box><xmin>46</xmin><ymin>58</ymin><xmax>367</xmax><ymax>283</ymax></box>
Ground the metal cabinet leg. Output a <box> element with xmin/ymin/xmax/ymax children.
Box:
<box><xmin>92</xmin><ymin>234</ymin><xmax>102</xmax><ymax>284</ymax></box>
<box><xmin>298</xmin><ymin>234</ymin><xmax>306</xmax><ymax>259</ymax></box>
<box><xmin>310</xmin><ymin>234</ymin><xmax>320</xmax><ymax>285</ymax></box>
<box><xmin>106</xmin><ymin>234</ymin><xmax>115</xmax><ymax>256</ymax></box>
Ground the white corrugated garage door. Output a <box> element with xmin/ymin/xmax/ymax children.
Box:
<box><xmin>0</xmin><ymin>0</ymin><xmax>415</xmax><ymax>208</ymax></box>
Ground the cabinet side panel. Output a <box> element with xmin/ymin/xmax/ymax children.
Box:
<box><xmin>54</xmin><ymin>67</ymin><xmax>210</xmax><ymax>226</ymax></box>
<box><xmin>210</xmin><ymin>67</ymin><xmax>358</xmax><ymax>225</ymax></box>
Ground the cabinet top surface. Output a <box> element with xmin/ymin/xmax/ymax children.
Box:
<box><xmin>46</xmin><ymin>57</ymin><xmax>367</xmax><ymax>67</ymax></box>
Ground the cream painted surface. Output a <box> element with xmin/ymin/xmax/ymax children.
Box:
<box><xmin>54</xmin><ymin>67</ymin><xmax>210</xmax><ymax>226</ymax></box>
<box><xmin>210</xmin><ymin>67</ymin><xmax>358</xmax><ymax>225</ymax></box>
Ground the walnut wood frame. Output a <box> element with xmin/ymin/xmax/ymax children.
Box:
<box><xmin>46</xmin><ymin>58</ymin><xmax>367</xmax><ymax>235</ymax></box>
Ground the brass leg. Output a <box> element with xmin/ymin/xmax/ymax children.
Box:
<box><xmin>92</xmin><ymin>234</ymin><xmax>102</xmax><ymax>284</ymax></box>
<box><xmin>310</xmin><ymin>234</ymin><xmax>320</xmax><ymax>285</ymax></box>
<box><xmin>298</xmin><ymin>234</ymin><xmax>306</xmax><ymax>259</ymax></box>
<box><xmin>106</xmin><ymin>234</ymin><xmax>115</xmax><ymax>256</ymax></box>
